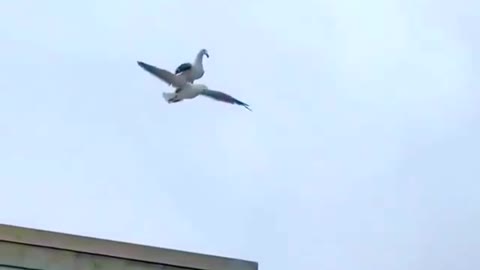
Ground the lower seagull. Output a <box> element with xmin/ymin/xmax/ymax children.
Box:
<box><xmin>137</xmin><ymin>61</ymin><xmax>251</xmax><ymax>111</ymax></box>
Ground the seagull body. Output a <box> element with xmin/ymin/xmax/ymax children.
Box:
<box><xmin>174</xmin><ymin>49</ymin><xmax>209</xmax><ymax>83</ymax></box>
<box><xmin>137</xmin><ymin>61</ymin><xmax>251</xmax><ymax>111</ymax></box>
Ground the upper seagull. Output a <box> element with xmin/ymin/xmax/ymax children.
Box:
<box><xmin>137</xmin><ymin>61</ymin><xmax>251</xmax><ymax>111</ymax></box>
<box><xmin>174</xmin><ymin>48</ymin><xmax>209</xmax><ymax>83</ymax></box>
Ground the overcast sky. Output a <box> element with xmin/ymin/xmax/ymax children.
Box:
<box><xmin>0</xmin><ymin>1</ymin><xmax>479</xmax><ymax>269</ymax></box>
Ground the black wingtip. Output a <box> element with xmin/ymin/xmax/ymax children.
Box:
<box><xmin>137</xmin><ymin>61</ymin><xmax>157</xmax><ymax>74</ymax></box>
<box><xmin>235</xmin><ymin>100</ymin><xmax>252</xmax><ymax>111</ymax></box>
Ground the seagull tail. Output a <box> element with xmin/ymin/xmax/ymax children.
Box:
<box><xmin>162</xmin><ymin>92</ymin><xmax>177</xmax><ymax>103</ymax></box>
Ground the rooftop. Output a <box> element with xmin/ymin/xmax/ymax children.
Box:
<box><xmin>0</xmin><ymin>224</ymin><xmax>257</xmax><ymax>270</ymax></box>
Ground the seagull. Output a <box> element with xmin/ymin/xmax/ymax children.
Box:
<box><xmin>174</xmin><ymin>49</ymin><xmax>209</xmax><ymax>83</ymax></box>
<box><xmin>137</xmin><ymin>61</ymin><xmax>251</xmax><ymax>111</ymax></box>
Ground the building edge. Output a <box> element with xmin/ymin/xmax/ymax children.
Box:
<box><xmin>0</xmin><ymin>223</ymin><xmax>258</xmax><ymax>270</ymax></box>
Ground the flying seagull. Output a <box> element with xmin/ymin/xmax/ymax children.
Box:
<box><xmin>174</xmin><ymin>49</ymin><xmax>209</xmax><ymax>83</ymax></box>
<box><xmin>137</xmin><ymin>61</ymin><xmax>251</xmax><ymax>111</ymax></box>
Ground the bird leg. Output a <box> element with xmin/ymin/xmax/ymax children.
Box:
<box><xmin>168</xmin><ymin>95</ymin><xmax>181</xmax><ymax>103</ymax></box>
<box><xmin>168</xmin><ymin>89</ymin><xmax>183</xmax><ymax>103</ymax></box>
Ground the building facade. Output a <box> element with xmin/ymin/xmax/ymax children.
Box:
<box><xmin>0</xmin><ymin>224</ymin><xmax>257</xmax><ymax>270</ymax></box>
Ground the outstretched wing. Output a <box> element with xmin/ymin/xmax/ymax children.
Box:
<box><xmin>175</xmin><ymin>63</ymin><xmax>193</xmax><ymax>74</ymax></box>
<box><xmin>137</xmin><ymin>61</ymin><xmax>187</xmax><ymax>88</ymax></box>
<box><xmin>200</xmin><ymin>89</ymin><xmax>251</xmax><ymax>111</ymax></box>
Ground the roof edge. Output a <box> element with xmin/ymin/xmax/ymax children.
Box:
<box><xmin>0</xmin><ymin>224</ymin><xmax>258</xmax><ymax>270</ymax></box>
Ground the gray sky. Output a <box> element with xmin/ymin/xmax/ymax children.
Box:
<box><xmin>0</xmin><ymin>0</ymin><xmax>479</xmax><ymax>269</ymax></box>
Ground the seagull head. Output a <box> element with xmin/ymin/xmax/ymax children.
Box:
<box><xmin>200</xmin><ymin>49</ymin><xmax>210</xmax><ymax>58</ymax></box>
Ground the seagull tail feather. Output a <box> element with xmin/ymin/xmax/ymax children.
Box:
<box><xmin>162</xmin><ymin>92</ymin><xmax>177</xmax><ymax>103</ymax></box>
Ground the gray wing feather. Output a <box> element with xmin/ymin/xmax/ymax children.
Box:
<box><xmin>137</xmin><ymin>61</ymin><xmax>187</xmax><ymax>88</ymax></box>
<box><xmin>175</xmin><ymin>63</ymin><xmax>193</xmax><ymax>74</ymax></box>
<box><xmin>200</xmin><ymin>89</ymin><xmax>251</xmax><ymax>111</ymax></box>
<box><xmin>175</xmin><ymin>63</ymin><xmax>198</xmax><ymax>83</ymax></box>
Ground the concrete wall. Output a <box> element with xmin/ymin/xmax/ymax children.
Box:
<box><xmin>0</xmin><ymin>225</ymin><xmax>258</xmax><ymax>270</ymax></box>
<box><xmin>0</xmin><ymin>241</ymin><xmax>171</xmax><ymax>270</ymax></box>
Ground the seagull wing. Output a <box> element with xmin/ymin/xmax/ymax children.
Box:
<box><xmin>175</xmin><ymin>63</ymin><xmax>197</xmax><ymax>83</ymax></box>
<box><xmin>175</xmin><ymin>63</ymin><xmax>193</xmax><ymax>74</ymax></box>
<box><xmin>137</xmin><ymin>61</ymin><xmax>187</xmax><ymax>88</ymax></box>
<box><xmin>200</xmin><ymin>89</ymin><xmax>251</xmax><ymax>111</ymax></box>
